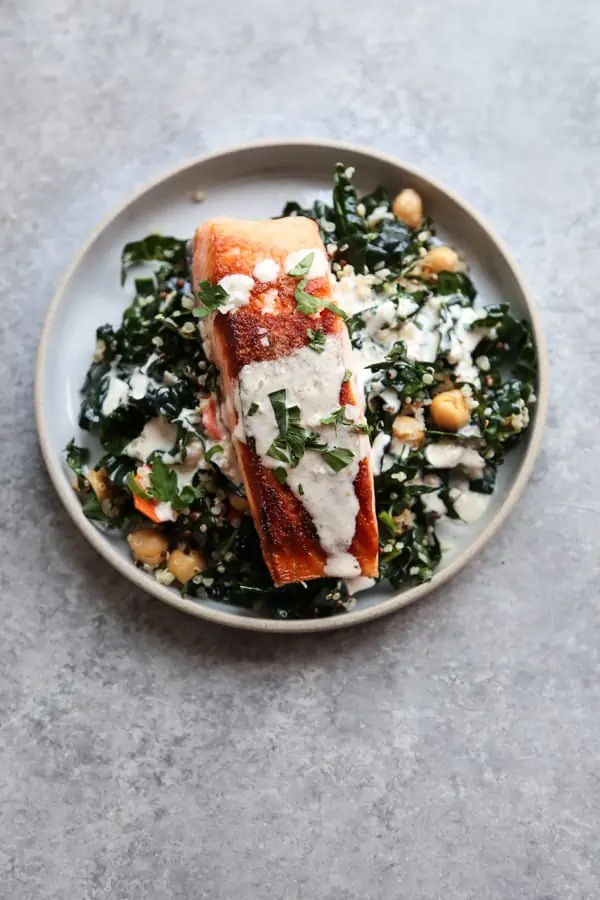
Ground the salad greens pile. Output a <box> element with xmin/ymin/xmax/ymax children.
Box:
<box><xmin>66</xmin><ymin>164</ymin><xmax>537</xmax><ymax>619</ymax></box>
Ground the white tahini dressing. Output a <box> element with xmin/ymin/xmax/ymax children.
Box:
<box><xmin>453</xmin><ymin>490</ymin><xmax>490</xmax><ymax>524</ymax></box>
<box><xmin>129</xmin><ymin>370</ymin><xmax>150</xmax><ymax>400</ymax></box>
<box><xmin>101</xmin><ymin>375</ymin><xmax>129</xmax><ymax>416</ymax></box>
<box><xmin>154</xmin><ymin>502</ymin><xmax>177</xmax><ymax>522</ymax></box>
<box><xmin>238</xmin><ymin>335</ymin><xmax>369</xmax><ymax>579</ymax></box>
<box><xmin>253</xmin><ymin>258</ymin><xmax>280</xmax><ymax>283</ymax></box>
<box><xmin>284</xmin><ymin>248</ymin><xmax>329</xmax><ymax>280</ymax></box>
<box><xmin>370</xmin><ymin>433</ymin><xmax>390</xmax><ymax>476</ymax></box>
<box><xmin>345</xmin><ymin>575</ymin><xmax>376</xmax><ymax>596</ymax></box>
<box><xmin>125</xmin><ymin>416</ymin><xmax>178</xmax><ymax>461</ymax></box>
<box><xmin>425</xmin><ymin>441</ymin><xmax>485</xmax><ymax>477</ymax></box>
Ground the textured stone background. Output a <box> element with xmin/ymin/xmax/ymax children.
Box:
<box><xmin>1</xmin><ymin>1</ymin><xmax>599</xmax><ymax>898</ymax></box>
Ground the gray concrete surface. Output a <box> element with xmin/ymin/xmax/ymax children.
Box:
<box><xmin>1</xmin><ymin>1</ymin><xmax>599</xmax><ymax>897</ymax></box>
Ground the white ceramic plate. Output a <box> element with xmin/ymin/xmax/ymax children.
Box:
<box><xmin>35</xmin><ymin>140</ymin><xmax>548</xmax><ymax>633</ymax></box>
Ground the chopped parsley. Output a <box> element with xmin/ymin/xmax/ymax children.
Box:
<box><xmin>126</xmin><ymin>471</ymin><xmax>152</xmax><ymax>500</ymax></box>
<box><xmin>322</xmin><ymin>447</ymin><xmax>355</xmax><ymax>473</ymax></box>
<box><xmin>205</xmin><ymin>444</ymin><xmax>223</xmax><ymax>462</ymax></box>
<box><xmin>306</xmin><ymin>328</ymin><xmax>326</xmax><ymax>353</ymax></box>
<box><xmin>294</xmin><ymin>278</ymin><xmax>347</xmax><ymax>320</ymax></box>
<box><xmin>294</xmin><ymin>279</ymin><xmax>322</xmax><ymax>316</ymax></box>
<box><xmin>266</xmin><ymin>390</ymin><xmax>310</xmax><ymax>467</ymax></box>
<box><xmin>193</xmin><ymin>281</ymin><xmax>228</xmax><ymax>318</ymax></box>
<box><xmin>320</xmin><ymin>406</ymin><xmax>369</xmax><ymax>433</ymax></box>
<box><xmin>273</xmin><ymin>467</ymin><xmax>288</xmax><ymax>485</ymax></box>
<box><xmin>288</xmin><ymin>252</ymin><xmax>315</xmax><ymax>277</ymax></box>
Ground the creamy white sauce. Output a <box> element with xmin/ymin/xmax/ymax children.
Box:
<box><xmin>380</xmin><ymin>388</ymin><xmax>401</xmax><ymax>414</ymax></box>
<box><xmin>334</xmin><ymin>265</ymin><xmax>376</xmax><ymax>315</ymax></box>
<box><xmin>102</xmin><ymin>374</ymin><xmax>129</xmax><ymax>416</ymax></box>
<box><xmin>175</xmin><ymin>407</ymin><xmax>202</xmax><ymax>431</ymax></box>
<box><xmin>172</xmin><ymin>439</ymin><xmax>205</xmax><ymax>490</ymax></box>
<box><xmin>238</xmin><ymin>335</ymin><xmax>368</xmax><ymax>577</ymax></box>
<box><xmin>125</xmin><ymin>416</ymin><xmax>178</xmax><ymax>461</ymax></box>
<box><xmin>398</xmin><ymin>300</ymin><xmax>440</xmax><ymax>363</ymax></box>
<box><xmin>129</xmin><ymin>370</ymin><xmax>150</xmax><ymax>400</ymax></box>
<box><xmin>425</xmin><ymin>441</ymin><xmax>485</xmax><ymax>477</ymax></box>
<box><xmin>352</xmin><ymin>337</ymin><xmax>387</xmax><ymax>399</ymax></box>
<box><xmin>453</xmin><ymin>490</ymin><xmax>490</xmax><ymax>524</ymax></box>
<box><xmin>421</xmin><ymin>491</ymin><xmax>448</xmax><ymax>517</ymax></box>
<box><xmin>441</xmin><ymin>306</ymin><xmax>487</xmax><ymax>385</ymax></box>
<box><xmin>253</xmin><ymin>258</ymin><xmax>280</xmax><ymax>283</ymax></box>
<box><xmin>284</xmin><ymin>248</ymin><xmax>329</xmax><ymax>280</ymax></box>
<box><xmin>345</xmin><ymin>575</ymin><xmax>376</xmax><ymax>596</ymax></box>
<box><xmin>154</xmin><ymin>502</ymin><xmax>176</xmax><ymax>522</ymax></box>
<box><xmin>365</xmin><ymin>299</ymin><xmax>396</xmax><ymax>338</ymax></box>
<box><xmin>366</xmin><ymin>205</ymin><xmax>391</xmax><ymax>227</ymax></box>
<box><xmin>325</xmin><ymin>554</ymin><xmax>361</xmax><ymax>579</ymax></box>
<box><xmin>370</xmin><ymin>432</ymin><xmax>390</xmax><ymax>476</ymax></box>
<box><xmin>218</xmin><ymin>274</ymin><xmax>255</xmax><ymax>313</ymax></box>
<box><xmin>396</xmin><ymin>295</ymin><xmax>419</xmax><ymax>318</ymax></box>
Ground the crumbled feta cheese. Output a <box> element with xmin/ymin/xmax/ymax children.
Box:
<box><xmin>253</xmin><ymin>258</ymin><xmax>280</xmax><ymax>283</ymax></box>
<box><xmin>218</xmin><ymin>274</ymin><xmax>255</xmax><ymax>312</ymax></box>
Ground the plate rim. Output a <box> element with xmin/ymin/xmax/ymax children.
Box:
<box><xmin>35</xmin><ymin>138</ymin><xmax>549</xmax><ymax>634</ymax></box>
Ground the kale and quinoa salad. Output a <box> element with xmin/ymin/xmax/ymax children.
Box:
<box><xmin>65</xmin><ymin>164</ymin><xmax>537</xmax><ymax>620</ymax></box>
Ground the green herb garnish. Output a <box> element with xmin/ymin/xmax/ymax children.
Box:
<box><xmin>378</xmin><ymin>510</ymin><xmax>397</xmax><ymax>535</ymax></box>
<box><xmin>306</xmin><ymin>328</ymin><xmax>326</xmax><ymax>353</ymax></box>
<box><xmin>322</xmin><ymin>447</ymin><xmax>355</xmax><ymax>472</ymax></box>
<box><xmin>149</xmin><ymin>457</ymin><xmax>178</xmax><ymax>504</ymax></box>
<box><xmin>205</xmin><ymin>444</ymin><xmax>223</xmax><ymax>462</ymax></box>
<box><xmin>294</xmin><ymin>279</ymin><xmax>321</xmax><ymax>316</ymax></box>
<box><xmin>273</xmin><ymin>467</ymin><xmax>288</xmax><ymax>485</ymax></box>
<box><xmin>320</xmin><ymin>407</ymin><xmax>369</xmax><ymax>433</ymax></box>
<box><xmin>120</xmin><ymin>235</ymin><xmax>187</xmax><ymax>285</ymax></box>
<box><xmin>193</xmin><ymin>281</ymin><xmax>229</xmax><ymax>318</ymax></box>
<box><xmin>127</xmin><ymin>471</ymin><xmax>152</xmax><ymax>500</ymax></box>
<box><xmin>269</xmin><ymin>389</ymin><xmax>288</xmax><ymax>436</ymax></box>
<box><xmin>323</xmin><ymin>301</ymin><xmax>348</xmax><ymax>321</ymax></box>
<box><xmin>247</xmin><ymin>402</ymin><xmax>259</xmax><ymax>417</ymax></box>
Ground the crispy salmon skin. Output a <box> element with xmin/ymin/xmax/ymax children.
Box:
<box><xmin>191</xmin><ymin>216</ymin><xmax>379</xmax><ymax>586</ymax></box>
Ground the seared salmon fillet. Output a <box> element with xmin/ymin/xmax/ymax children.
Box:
<box><xmin>191</xmin><ymin>216</ymin><xmax>379</xmax><ymax>586</ymax></box>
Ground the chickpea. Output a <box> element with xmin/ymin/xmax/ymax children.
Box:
<box><xmin>167</xmin><ymin>548</ymin><xmax>205</xmax><ymax>583</ymax></box>
<box><xmin>87</xmin><ymin>468</ymin><xmax>114</xmax><ymax>503</ymax></box>
<box><xmin>430</xmin><ymin>389</ymin><xmax>470</xmax><ymax>432</ymax></box>
<box><xmin>392</xmin><ymin>415</ymin><xmax>425</xmax><ymax>449</ymax></box>
<box><xmin>229</xmin><ymin>494</ymin><xmax>250</xmax><ymax>512</ymax></box>
<box><xmin>421</xmin><ymin>245</ymin><xmax>459</xmax><ymax>277</ymax></box>
<box><xmin>127</xmin><ymin>528</ymin><xmax>169</xmax><ymax>567</ymax></box>
<box><xmin>392</xmin><ymin>188</ymin><xmax>423</xmax><ymax>230</ymax></box>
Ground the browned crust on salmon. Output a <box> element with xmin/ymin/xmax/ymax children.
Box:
<box><xmin>214</xmin><ymin>307</ymin><xmax>341</xmax><ymax>379</ymax></box>
<box><xmin>350</xmin><ymin>459</ymin><xmax>380</xmax><ymax>573</ymax></box>
<box><xmin>236</xmin><ymin>443</ymin><xmax>327</xmax><ymax>583</ymax></box>
<box><xmin>192</xmin><ymin>216</ymin><xmax>379</xmax><ymax>586</ymax></box>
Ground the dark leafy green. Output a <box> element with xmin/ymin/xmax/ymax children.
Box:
<box><xmin>120</xmin><ymin>235</ymin><xmax>187</xmax><ymax>285</ymax></box>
